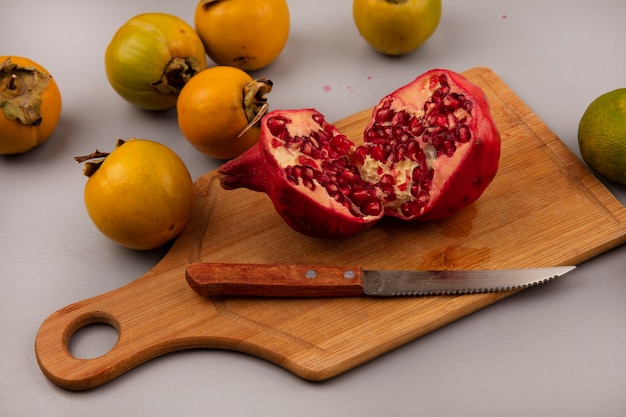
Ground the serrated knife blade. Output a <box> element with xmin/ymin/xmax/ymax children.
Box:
<box><xmin>185</xmin><ymin>263</ymin><xmax>576</xmax><ymax>297</ymax></box>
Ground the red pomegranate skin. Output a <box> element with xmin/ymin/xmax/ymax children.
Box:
<box><xmin>218</xmin><ymin>69</ymin><xmax>501</xmax><ymax>239</ymax></box>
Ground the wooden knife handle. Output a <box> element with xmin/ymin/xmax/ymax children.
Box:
<box><xmin>185</xmin><ymin>263</ymin><xmax>365</xmax><ymax>297</ymax></box>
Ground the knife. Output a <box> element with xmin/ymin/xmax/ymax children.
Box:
<box><xmin>185</xmin><ymin>263</ymin><xmax>576</xmax><ymax>297</ymax></box>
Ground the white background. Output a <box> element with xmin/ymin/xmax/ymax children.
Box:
<box><xmin>1</xmin><ymin>1</ymin><xmax>625</xmax><ymax>416</ymax></box>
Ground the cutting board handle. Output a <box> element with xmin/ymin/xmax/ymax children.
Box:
<box><xmin>33</xmin><ymin>269</ymin><xmax>220</xmax><ymax>390</ymax></box>
<box><xmin>35</xmin><ymin>283</ymin><xmax>151</xmax><ymax>390</ymax></box>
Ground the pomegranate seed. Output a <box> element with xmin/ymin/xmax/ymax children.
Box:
<box><xmin>353</xmin><ymin>146</ymin><xmax>368</xmax><ymax>165</ymax></box>
<box><xmin>350</xmin><ymin>188</ymin><xmax>371</xmax><ymax>206</ymax></box>
<box><xmin>392</xmin><ymin>111</ymin><xmax>408</xmax><ymax>126</ymax></box>
<box><xmin>409</xmin><ymin>117</ymin><xmax>425</xmax><ymax>136</ymax></box>
<box><xmin>417</xmin><ymin>190</ymin><xmax>429</xmax><ymax>205</ymax></box>
<box><xmin>339</xmin><ymin>169</ymin><xmax>358</xmax><ymax>183</ymax></box>
<box><xmin>303</xmin><ymin>166</ymin><xmax>315</xmax><ymax>179</ymax></box>
<box><xmin>447</xmin><ymin>113</ymin><xmax>458</xmax><ymax>129</ymax></box>
<box><xmin>366</xmin><ymin>129</ymin><xmax>380</xmax><ymax>141</ymax></box>
<box><xmin>435</xmin><ymin>114</ymin><xmax>447</xmax><ymax>127</ymax></box>
<box><xmin>413</xmin><ymin>163</ymin><xmax>430</xmax><ymax>181</ymax></box>
<box><xmin>431</xmin><ymin>90</ymin><xmax>443</xmax><ymax>104</ymax></box>
<box><xmin>317</xmin><ymin>128</ymin><xmax>331</xmax><ymax>143</ymax></box>
<box><xmin>395</xmin><ymin>145</ymin><xmax>406</xmax><ymax>161</ymax></box>
<box><xmin>443</xmin><ymin>140</ymin><xmax>456</xmax><ymax>157</ymax></box>
<box><xmin>392</xmin><ymin>126</ymin><xmax>407</xmax><ymax>140</ymax></box>
<box><xmin>308</xmin><ymin>132</ymin><xmax>320</xmax><ymax>149</ymax></box>
<box><xmin>312</xmin><ymin>112</ymin><xmax>324</xmax><ymax>125</ymax></box>
<box><xmin>285</xmin><ymin>167</ymin><xmax>298</xmax><ymax>185</ymax></box>
<box><xmin>267</xmin><ymin>116</ymin><xmax>289</xmax><ymax>136</ymax></box>
<box><xmin>361</xmin><ymin>201</ymin><xmax>383</xmax><ymax>216</ymax></box>
<box><xmin>298</xmin><ymin>155</ymin><xmax>316</xmax><ymax>167</ymax></box>
<box><xmin>429</xmin><ymin>75</ymin><xmax>440</xmax><ymax>89</ymax></box>
<box><xmin>328</xmin><ymin>135</ymin><xmax>352</xmax><ymax>158</ymax></box>
<box><xmin>458</xmin><ymin>125</ymin><xmax>471</xmax><ymax>142</ymax></box>
<box><xmin>406</xmin><ymin>141</ymin><xmax>418</xmax><ymax>160</ymax></box>
<box><xmin>400</xmin><ymin>200</ymin><xmax>421</xmax><ymax>217</ymax></box>
<box><xmin>370</xmin><ymin>145</ymin><xmax>386</xmax><ymax>162</ymax></box>
<box><xmin>301</xmin><ymin>142</ymin><xmax>313</xmax><ymax>156</ymax></box>
<box><xmin>375</xmin><ymin>106</ymin><xmax>394</xmax><ymax>124</ymax></box>
<box><xmin>443</xmin><ymin>94</ymin><xmax>460</xmax><ymax>109</ymax></box>
<box><xmin>316</xmin><ymin>171</ymin><xmax>331</xmax><ymax>184</ymax></box>
<box><xmin>303</xmin><ymin>178</ymin><xmax>315</xmax><ymax>190</ymax></box>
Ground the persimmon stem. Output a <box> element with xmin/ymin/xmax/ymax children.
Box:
<box><xmin>237</xmin><ymin>102</ymin><xmax>269</xmax><ymax>138</ymax></box>
<box><xmin>7</xmin><ymin>74</ymin><xmax>17</xmax><ymax>90</ymax></box>
<box><xmin>74</xmin><ymin>150</ymin><xmax>110</xmax><ymax>163</ymax></box>
<box><xmin>74</xmin><ymin>140</ymin><xmax>126</xmax><ymax>177</ymax></box>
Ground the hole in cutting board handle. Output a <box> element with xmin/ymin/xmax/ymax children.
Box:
<box><xmin>65</xmin><ymin>312</ymin><xmax>120</xmax><ymax>359</ymax></box>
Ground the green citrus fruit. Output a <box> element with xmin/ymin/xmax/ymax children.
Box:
<box><xmin>578</xmin><ymin>88</ymin><xmax>626</xmax><ymax>184</ymax></box>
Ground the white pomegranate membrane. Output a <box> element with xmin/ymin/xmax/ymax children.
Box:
<box><xmin>219</xmin><ymin>69</ymin><xmax>501</xmax><ymax>238</ymax></box>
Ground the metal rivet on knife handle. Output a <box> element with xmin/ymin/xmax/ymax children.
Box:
<box><xmin>305</xmin><ymin>270</ymin><xmax>317</xmax><ymax>279</ymax></box>
<box><xmin>343</xmin><ymin>270</ymin><xmax>356</xmax><ymax>280</ymax></box>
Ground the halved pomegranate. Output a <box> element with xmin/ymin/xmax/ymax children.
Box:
<box><xmin>357</xmin><ymin>69</ymin><xmax>501</xmax><ymax>221</ymax></box>
<box><xmin>218</xmin><ymin>69</ymin><xmax>501</xmax><ymax>239</ymax></box>
<box><xmin>219</xmin><ymin>108</ymin><xmax>381</xmax><ymax>238</ymax></box>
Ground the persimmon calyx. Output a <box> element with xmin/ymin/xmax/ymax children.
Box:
<box><xmin>0</xmin><ymin>57</ymin><xmax>51</xmax><ymax>126</ymax></box>
<box><xmin>151</xmin><ymin>57</ymin><xmax>204</xmax><ymax>95</ymax></box>
<box><xmin>238</xmin><ymin>78</ymin><xmax>273</xmax><ymax>138</ymax></box>
<box><xmin>242</xmin><ymin>78</ymin><xmax>272</xmax><ymax>123</ymax></box>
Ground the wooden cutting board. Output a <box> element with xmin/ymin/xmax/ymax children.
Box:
<box><xmin>35</xmin><ymin>67</ymin><xmax>626</xmax><ymax>390</ymax></box>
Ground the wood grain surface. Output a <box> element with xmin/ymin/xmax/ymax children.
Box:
<box><xmin>35</xmin><ymin>67</ymin><xmax>626</xmax><ymax>390</ymax></box>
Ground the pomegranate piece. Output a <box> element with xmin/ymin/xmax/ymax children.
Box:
<box><xmin>357</xmin><ymin>68</ymin><xmax>501</xmax><ymax>220</ymax></box>
<box><xmin>218</xmin><ymin>69</ymin><xmax>501</xmax><ymax>238</ymax></box>
<box><xmin>218</xmin><ymin>108</ymin><xmax>383</xmax><ymax>239</ymax></box>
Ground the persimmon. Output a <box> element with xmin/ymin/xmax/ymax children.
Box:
<box><xmin>194</xmin><ymin>0</ymin><xmax>290</xmax><ymax>70</ymax></box>
<box><xmin>76</xmin><ymin>139</ymin><xmax>195</xmax><ymax>250</ymax></box>
<box><xmin>105</xmin><ymin>13</ymin><xmax>207</xmax><ymax>111</ymax></box>
<box><xmin>176</xmin><ymin>66</ymin><xmax>272</xmax><ymax>159</ymax></box>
